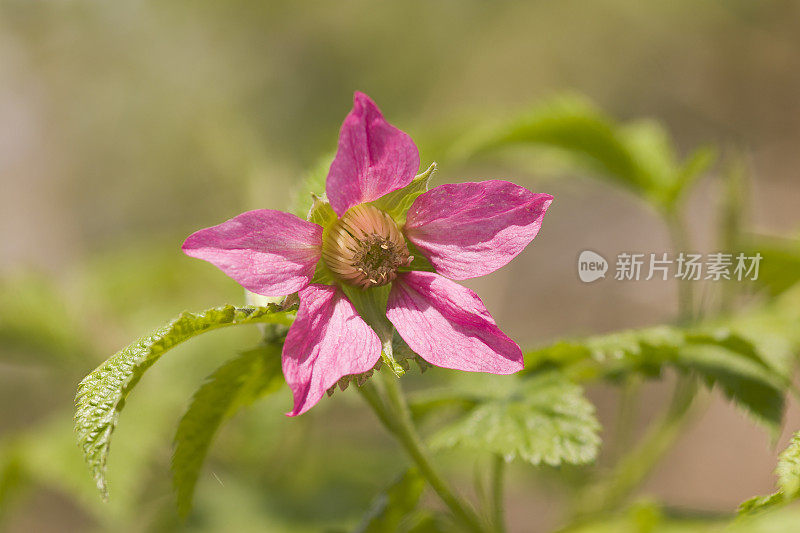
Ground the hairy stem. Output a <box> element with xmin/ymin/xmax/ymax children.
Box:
<box><xmin>359</xmin><ymin>376</ymin><xmax>485</xmax><ymax>532</ymax></box>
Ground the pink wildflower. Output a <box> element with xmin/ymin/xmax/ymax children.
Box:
<box><xmin>183</xmin><ymin>92</ymin><xmax>552</xmax><ymax>416</ymax></box>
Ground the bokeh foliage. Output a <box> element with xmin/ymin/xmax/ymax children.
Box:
<box><xmin>2</xmin><ymin>1</ymin><xmax>800</xmax><ymax>532</ymax></box>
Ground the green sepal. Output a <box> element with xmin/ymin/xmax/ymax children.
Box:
<box><xmin>371</xmin><ymin>162</ymin><xmax>437</xmax><ymax>226</ymax></box>
<box><xmin>340</xmin><ymin>284</ymin><xmax>405</xmax><ymax>377</ymax></box>
<box><xmin>382</xmin><ymin>356</ymin><xmax>407</xmax><ymax>380</ymax></box>
<box><xmin>310</xmin><ymin>260</ymin><xmax>335</xmax><ymax>285</ymax></box>
<box><xmin>307</xmin><ymin>194</ymin><xmax>338</xmax><ymax>228</ymax></box>
<box><xmin>400</xmin><ymin>241</ymin><xmax>436</xmax><ymax>273</ymax></box>
<box><xmin>308</xmin><ymin>195</ymin><xmax>340</xmax><ymax>287</ymax></box>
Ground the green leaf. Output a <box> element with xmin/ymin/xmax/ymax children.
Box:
<box><xmin>776</xmin><ymin>432</ymin><xmax>800</xmax><ymax>497</ymax></box>
<box><xmin>738</xmin><ymin>493</ymin><xmax>784</xmax><ymax>516</ymax></box>
<box><xmin>671</xmin><ymin>146</ymin><xmax>716</xmax><ymax>204</ymax></box>
<box><xmin>619</xmin><ymin>120</ymin><xmax>677</xmax><ymax>192</ymax></box>
<box><xmin>371</xmin><ymin>162</ymin><xmax>437</xmax><ymax>225</ymax></box>
<box><xmin>676</xmin><ymin>344</ymin><xmax>785</xmax><ymax>432</ymax></box>
<box><xmin>744</xmin><ymin>234</ymin><xmax>800</xmax><ymax>297</ymax></box>
<box><xmin>524</xmin><ymin>323</ymin><xmax>789</xmax><ymax>434</ymax></box>
<box><xmin>738</xmin><ymin>432</ymin><xmax>800</xmax><ymax>515</ymax></box>
<box><xmin>725</xmin><ymin>284</ymin><xmax>800</xmax><ymax>379</ymax></box>
<box><xmin>355</xmin><ymin>468</ymin><xmax>426</xmax><ymax>533</ymax></box>
<box><xmin>468</xmin><ymin>95</ymin><xmax>645</xmax><ymax>190</ymax></box>
<box><xmin>172</xmin><ymin>342</ymin><xmax>284</xmax><ymax>518</ymax></box>
<box><xmin>431</xmin><ymin>373</ymin><xmax>601</xmax><ymax>466</ymax></box>
<box><xmin>735</xmin><ymin>505</ymin><xmax>800</xmax><ymax>532</ymax></box>
<box><xmin>455</xmin><ymin>94</ymin><xmax>713</xmax><ymax>210</ymax></box>
<box><xmin>74</xmin><ymin>305</ymin><xmax>293</xmax><ymax>499</ymax></box>
<box><xmin>524</xmin><ymin>325</ymin><xmax>681</xmax><ymax>382</ymax></box>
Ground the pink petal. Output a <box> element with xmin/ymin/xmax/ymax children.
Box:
<box><xmin>182</xmin><ymin>209</ymin><xmax>322</xmax><ymax>297</ymax></box>
<box><xmin>386</xmin><ymin>271</ymin><xmax>523</xmax><ymax>374</ymax></box>
<box><xmin>282</xmin><ymin>284</ymin><xmax>382</xmax><ymax>416</ymax></box>
<box><xmin>326</xmin><ymin>92</ymin><xmax>420</xmax><ymax>216</ymax></box>
<box><xmin>404</xmin><ymin>181</ymin><xmax>553</xmax><ymax>280</ymax></box>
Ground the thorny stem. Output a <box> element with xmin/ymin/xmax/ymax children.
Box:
<box><xmin>359</xmin><ymin>376</ymin><xmax>486</xmax><ymax>532</ymax></box>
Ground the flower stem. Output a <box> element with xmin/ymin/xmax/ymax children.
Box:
<box><xmin>358</xmin><ymin>380</ymin><xmax>398</xmax><ymax>433</ymax></box>
<box><xmin>610</xmin><ymin>375</ymin><xmax>642</xmax><ymax>464</ymax></box>
<box><xmin>572</xmin><ymin>208</ymin><xmax>701</xmax><ymax>521</ymax></box>
<box><xmin>490</xmin><ymin>454</ymin><xmax>506</xmax><ymax>533</ymax></box>
<box><xmin>718</xmin><ymin>153</ymin><xmax>747</xmax><ymax>312</ymax></box>
<box><xmin>666</xmin><ymin>210</ymin><xmax>694</xmax><ymax>325</ymax></box>
<box><xmin>359</xmin><ymin>375</ymin><xmax>485</xmax><ymax>532</ymax></box>
<box><xmin>574</xmin><ymin>375</ymin><xmax>698</xmax><ymax>518</ymax></box>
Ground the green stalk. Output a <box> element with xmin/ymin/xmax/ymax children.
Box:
<box><xmin>574</xmin><ymin>376</ymin><xmax>698</xmax><ymax>518</ymax></box>
<box><xmin>666</xmin><ymin>210</ymin><xmax>694</xmax><ymax>325</ymax></box>
<box><xmin>359</xmin><ymin>376</ymin><xmax>486</xmax><ymax>532</ymax></box>
<box><xmin>610</xmin><ymin>376</ymin><xmax>642</xmax><ymax>464</ymax></box>
<box><xmin>718</xmin><ymin>153</ymin><xmax>747</xmax><ymax>312</ymax></box>
<box><xmin>358</xmin><ymin>380</ymin><xmax>399</xmax><ymax>433</ymax></box>
<box><xmin>490</xmin><ymin>454</ymin><xmax>507</xmax><ymax>533</ymax></box>
<box><xmin>573</xmin><ymin>208</ymin><xmax>701</xmax><ymax>520</ymax></box>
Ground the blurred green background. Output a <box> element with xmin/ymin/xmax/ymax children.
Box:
<box><xmin>1</xmin><ymin>1</ymin><xmax>800</xmax><ymax>532</ymax></box>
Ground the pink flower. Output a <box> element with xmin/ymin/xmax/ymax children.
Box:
<box><xmin>183</xmin><ymin>92</ymin><xmax>552</xmax><ymax>416</ymax></box>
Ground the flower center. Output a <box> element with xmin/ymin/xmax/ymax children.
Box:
<box><xmin>322</xmin><ymin>204</ymin><xmax>412</xmax><ymax>289</ymax></box>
